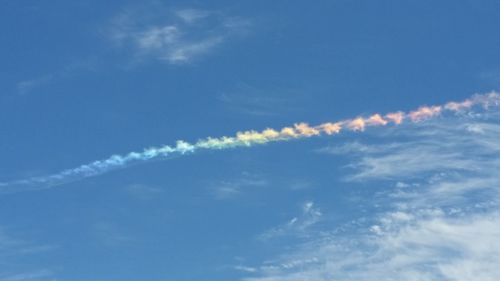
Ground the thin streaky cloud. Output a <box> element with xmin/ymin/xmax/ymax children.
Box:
<box><xmin>16</xmin><ymin>59</ymin><xmax>97</xmax><ymax>95</ymax></box>
<box><xmin>163</xmin><ymin>36</ymin><xmax>224</xmax><ymax>63</ymax></box>
<box><xmin>209</xmin><ymin>173</ymin><xmax>269</xmax><ymax>200</ymax></box>
<box><xmin>0</xmin><ymin>228</ymin><xmax>55</xmax><ymax>259</ymax></box>
<box><xmin>126</xmin><ymin>183</ymin><xmax>163</xmax><ymax>200</ymax></box>
<box><xmin>175</xmin><ymin>9</ymin><xmax>210</xmax><ymax>24</ymax></box>
<box><xmin>92</xmin><ymin>222</ymin><xmax>134</xmax><ymax>247</ymax></box>
<box><xmin>0</xmin><ymin>228</ymin><xmax>56</xmax><ymax>280</ymax></box>
<box><xmin>16</xmin><ymin>74</ymin><xmax>54</xmax><ymax>95</ymax></box>
<box><xmin>479</xmin><ymin>70</ymin><xmax>500</xmax><ymax>87</ymax></box>
<box><xmin>259</xmin><ymin>201</ymin><xmax>322</xmax><ymax>241</ymax></box>
<box><xmin>217</xmin><ymin>82</ymin><xmax>303</xmax><ymax>117</ymax></box>
<box><xmin>0</xmin><ymin>270</ymin><xmax>54</xmax><ymax>281</ymax></box>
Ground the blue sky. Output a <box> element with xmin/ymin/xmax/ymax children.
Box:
<box><xmin>1</xmin><ymin>1</ymin><xmax>500</xmax><ymax>280</ymax></box>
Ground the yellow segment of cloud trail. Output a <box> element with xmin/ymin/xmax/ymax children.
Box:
<box><xmin>194</xmin><ymin>92</ymin><xmax>498</xmax><ymax>149</ymax></box>
<box><xmin>1</xmin><ymin>92</ymin><xmax>499</xmax><ymax>192</ymax></box>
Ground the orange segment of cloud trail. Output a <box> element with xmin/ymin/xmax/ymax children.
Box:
<box><xmin>195</xmin><ymin>92</ymin><xmax>499</xmax><ymax>149</ymax></box>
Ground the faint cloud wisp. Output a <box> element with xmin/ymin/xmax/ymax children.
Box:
<box><xmin>259</xmin><ymin>201</ymin><xmax>322</xmax><ymax>241</ymax></box>
<box><xmin>109</xmin><ymin>6</ymin><xmax>251</xmax><ymax>64</ymax></box>
<box><xmin>209</xmin><ymin>172</ymin><xmax>269</xmax><ymax>200</ymax></box>
<box><xmin>0</xmin><ymin>228</ymin><xmax>57</xmax><ymax>281</ymax></box>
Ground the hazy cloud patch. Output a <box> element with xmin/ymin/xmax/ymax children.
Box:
<box><xmin>109</xmin><ymin>6</ymin><xmax>251</xmax><ymax>64</ymax></box>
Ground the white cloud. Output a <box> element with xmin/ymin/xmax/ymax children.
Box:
<box><xmin>217</xmin><ymin>82</ymin><xmax>303</xmax><ymax>117</ymax></box>
<box><xmin>175</xmin><ymin>9</ymin><xmax>210</xmax><ymax>24</ymax></box>
<box><xmin>92</xmin><ymin>222</ymin><xmax>134</xmax><ymax>247</ymax></box>
<box><xmin>479</xmin><ymin>70</ymin><xmax>500</xmax><ymax>87</ymax></box>
<box><xmin>0</xmin><ymin>228</ymin><xmax>56</xmax><ymax>281</ymax></box>
<box><xmin>137</xmin><ymin>25</ymin><xmax>180</xmax><ymax>50</ymax></box>
<box><xmin>259</xmin><ymin>201</ymin><xmax>322</xmax><ymax>240</ymax></box>
<box><xmin>16</xmin><ymin>75</ymin><xmax>54</xmax><ymax>95</ymax></box>
<box><xmin>126</xmin><ymin>183</ymin><xmax>163</xmax><ymax>200</ymax></box>
<box><xmin>240</xmin><ymin>109</ymin><xmax>500</xmax><ymax>280</ymax></box>
<box><xmin>109</xmin><ymin>7</ymin><xmax>250</xmax><ymax>64</ymax></box>
<box><xmin>0</xmin><ymin>228</ymin><xmax>55</xmax><ymax>259</ymax></box>
<box><xmin>319</xmin><ymin>117</ymin><xmax>500</xmax><ymax>182</ymax></box>
<box><xmin>209</xmin><ymin>173</ymin><xmax>269</xmax><ymax>200</ymax></box>
<box><xmin>0</xmin><ymin>270</ymin><xmax>54</xmax><ymax>281</ymax></box>
<box><xmin>164</xmin><ymin>36</ymin><xmax>224</xmax><ymax>63</ymax></box>
<box><xmin>234</xmin><ymin>265</ymin><xmax>258</xmax><ymax>273</ymax></box>
<box><xmin>16</xmin><ymin>59</ymin><xmax>95</xmax><ymax>95</ymax></box>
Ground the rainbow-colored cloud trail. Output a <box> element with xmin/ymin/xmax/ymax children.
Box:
<box><xmin>1</xmin><ymin>92</ymin><xmax>499</xmax><ymax>192</ymax></box>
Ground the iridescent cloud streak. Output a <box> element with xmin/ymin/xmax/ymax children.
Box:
<box><xmin>1</xmin><ymin>92</ymin><xmax>499</xmax><ymax>192</ymax></box>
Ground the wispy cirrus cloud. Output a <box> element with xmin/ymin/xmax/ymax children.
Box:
<box><xmin>125</xmin><ymin>183</ymin><xmax>163</xmax><ymax>200</ymax></box>
<box><xmin>259</xmin><ymin>201</ymin><xmax>322</xmax><ymax>241</ymax></box>
<box><xmin>0</xmin><ymin>269</ymin><xmax>54</xmax><ymax>281</ymax></box>
<box><xmin>217</xmin><ymin>82</ymin><xmax>305</xmax><ymax>117</ymax></box>
<box><xmin>239</xmin><ymin>109</ymin><xmax>500</xmax><ymax>281</ymax></box>
<box><xmin>320</xmin><ymin>117</ymin><xmax>500</xmax><ymax>181</ymax></box>
<box><xmin>16</xmin><ymin>74</ymin><xmax>54</xmax><ymax>96</ymax></box>
<box><xmin>16</xmin><ymin>59</ymin><xmax>96</xmax><ymax>95</ymax></box>
<box><xmin>92</xmin><ymin>221</ymin><xmax>134</xmax><ymax>247</ymax></box>
<box><xmin>479</xmin><ymin>70</ymin><xmax>500</xmax><ymax>87</ymax></box>
<box><xmin>109</xmin><ymin>6</ymin><xmax>251</xmax><ymax>64</ymax></box>
<box><xmin>208</xmin><ymin>172</ymin><xmax>269</xmax><ymax>200</ymax></box>
<box><xmin>0</xmin><ymin>228</ymin><xmax>55</xmax><ymax>259</ymax></box>
<box><xmin>0</xmin><ymin>228</ymin><xmax>56</xmax><ymax>281</ymax></box>
<box><xmin>175</xmin><ymin>9</ymin><xmax>210</xmax><ymax>24</ymax></box>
